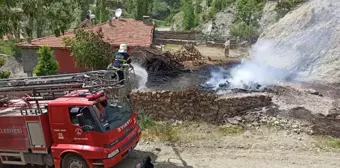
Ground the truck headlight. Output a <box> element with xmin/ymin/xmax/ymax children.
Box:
<box><xmin>107</xmin><ymin>149</ymin><xmax>119</xmax><ymax>158</ymax></box>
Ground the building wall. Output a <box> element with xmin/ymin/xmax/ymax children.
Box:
<box><xmin>21</xmin><ymin>46</ymin><xmax>135</xmax><ymax>76</ymax></box>
<box><xmin>21</xmin><ymin>48</ymin><xmax>39</xmax><ymax>76</ymax></box>
<box><xmin>54</xmin><ymin>49</ymin><xmax>86</xmax><ymax>73</ymax></box>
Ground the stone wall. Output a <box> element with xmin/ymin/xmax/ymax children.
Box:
<box><xmin>20</xmin><ymin>48</ymin><xmax>39</xmax><ymax>76</ymax></box>
<box><xmin>130</xmin><ymin>89</ymin><xmax>272</xmax><ymax>124</ymax></box>
<box><xmin>206</xmin><ymin>43</ymin><xmax>225</xmax><ymax>48</ymax></box>
<box><xmin>153</xmin><ymin>39</ymin><xmax>197</xmax><ymax>45</ymax></box>
<box><xmin>155</xmin><ymin>31</ymin><xmax>200</xmax><ymax>40</ymax></box>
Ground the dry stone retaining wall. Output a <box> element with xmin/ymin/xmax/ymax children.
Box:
<box><xmin>130</xmin><ymin>89</ymin><xmax>272</xmax><ymax>124</ymax></box>
<box><xmin>155</xmin><ymin>31</ymin><xmax>199</xmax><ymax>40</ymax></box>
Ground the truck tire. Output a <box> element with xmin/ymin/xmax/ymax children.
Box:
<box><xmin>61</xmin><ymin>154</ymin><xmax>89</xmax><ymax>168</ymax></box>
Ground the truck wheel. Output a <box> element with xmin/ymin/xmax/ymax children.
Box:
<box><xmin>61</xmin><ymin>154</ymin><xmax>89</xmax><ymax>168</ymax></box>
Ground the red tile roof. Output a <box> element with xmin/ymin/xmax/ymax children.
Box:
<box><xmin>16</xmin><ymin>18</ymin><xmax>154</xmax><ymax>48</ymax></box>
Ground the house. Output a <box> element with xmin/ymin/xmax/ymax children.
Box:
<box><xmin>16</xmin><ymin>18</ymin><xmax>154</xmax><ymax>76</ymax></box>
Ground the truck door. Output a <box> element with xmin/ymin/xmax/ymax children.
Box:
<box><xmin>68</xmin><ymin>106</ymin><xmax>99</xmax><ymax>144</ymax></box>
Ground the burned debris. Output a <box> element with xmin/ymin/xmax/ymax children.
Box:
<box><xmin>200</xmin><ymin>78</ymin><xmax>265</xmax><ymax>93</ymax></box>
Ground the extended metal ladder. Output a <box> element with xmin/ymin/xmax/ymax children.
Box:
<box><xmin>0</xmin><ymin>64</ymin><xmax>136</xmax><ymax>105</ymax></box>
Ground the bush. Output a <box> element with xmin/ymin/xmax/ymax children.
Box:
<box><xmin>0</xmin><ymin>40</ymin><xmax>17</xmax><ymax>56</ymax></box>
<box><xmin>181</xmin><ymin>0</ymin><xmax>195</xmax><ymax>30</ymax></box>
<box><xmin>0</xmin><ymin>57</ymin><xmax>11</xmax><ymax>79</ymax></box>
<box><xmin>275</xmin><ymin>0</ymin><xmax>304</xmax><ymax>19</ymax></box>
<box><xmin>235</xmin><ymin>0</ymin><xmax>265</xmax><ymax>27</ymax></box>
<box><xmin>33</xmin><ymin>46</ymin><xmax>59</xmax><ymax>76</ymax></box>
<box><xmin>230</xmin><ymin>22</ymin><xmax>259</xmax><ymax>42</ymax></box>
<box><xmin>63</xmin><ymin>29</ymin><xmax>114</xmax><ymax>70</ymax></box>
<box><xmin>138</xmin><ymin>114</ymin><xmax>155</xmax><ymax>130</ymax></box>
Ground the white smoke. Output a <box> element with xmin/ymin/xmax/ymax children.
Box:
<box><xmin>131</xmin><ymin>63</ymin><xmax>149</xmax><ymax>90</ymax></box>
<box><xmin>205</xmin><ymin>40</ymin><xmax>308</xmax><ymax>91</ymax></box>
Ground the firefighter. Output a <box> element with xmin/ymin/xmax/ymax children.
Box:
<box><xmin>109</xmin><ymin>44</ymin><xmax>132</xmax><ymax>84</ymax></box>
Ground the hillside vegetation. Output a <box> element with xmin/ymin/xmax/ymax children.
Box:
<box><xmin>0</xmin><ymin>0</ymin><xmax>305</xmax><ymax>46</ymax></box>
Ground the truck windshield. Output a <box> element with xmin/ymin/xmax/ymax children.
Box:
<box><xmin>93</xmin><ymin>99</ymin><xmax>133</xmax><ymax>132</ymax></box>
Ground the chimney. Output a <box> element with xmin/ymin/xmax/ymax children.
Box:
<box><xmin>142</xmin><ymin>16</ymin><xmax>152</xmax><ymax>25</ymax></box>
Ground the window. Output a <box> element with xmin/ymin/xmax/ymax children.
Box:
<box><xmin>68</xmin><ymin>106</ymin><xmax>95</xmax><ymax>128</ymax></box>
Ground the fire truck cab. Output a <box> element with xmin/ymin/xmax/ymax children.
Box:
<box><xmin>0</xmin><ymin>66</ymin><xmax>141</xmax><ymax>168</ymax></box>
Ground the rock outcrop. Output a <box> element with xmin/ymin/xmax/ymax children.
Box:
<box><xmin>200</xmin><ymin>7</ymin><xmax>236</xmax><ymax>40</ymax></box>
<box><xmin>259</xmin><ymin>0</ymin><xmax>340</xmax><ymax>82</ymax></box>
<box><xmin>258</xmin><ymin>1</ymin><xmax>278</xmax><ymax>33</ymax></box>
<box><xmin>0</xmin><ymin>54</ymin><xmax>26</xmax><ymax>78</ymax></box>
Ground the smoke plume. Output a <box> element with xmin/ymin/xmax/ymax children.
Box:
<box><xmin>205</xmin><ymin>40</ymin><xmax>307</xmax><ymax>91</ymax></box>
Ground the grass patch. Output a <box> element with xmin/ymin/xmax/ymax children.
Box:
<box><xmin>138</xmin><ymin>114</ymin><xmax>180</xmax><ymax>142</ymax></box>
<box><xmin>142</xmin><ymin>122</ymin><xmax>180</xmax><ymax>142</ymax></box>
<box><xmin>219</xmin><ymin>125</ymin><xmax>245</xmax><ymax>135</ymax></box>
<box><xmin>162</xmin><ymin>44</ymin><xmax>183</xmax><ymax>52</ymax></box>
<box><xmin>326</xmin><ymin>139</ymin><xmax>340</xmax><ymax>148</ymax></box>
<box><xmin>153</xmin><ymin>19</ymin><xmax>169</xmax><ymax>27</ymax></box>
<box><xmin>138</xmin><ymin>114</ymin><xmax>156</xmax><ymax>130</ymax></box>
<box><xmin>314</xmin><ymin>136</ymin><xmax>340</xmax><ymax>150</ymax></box>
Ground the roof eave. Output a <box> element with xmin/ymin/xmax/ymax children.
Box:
<box><xmin>16</xmin><ymin>45</ymin><xmax>71</xmax><ymax>49</ymax></box>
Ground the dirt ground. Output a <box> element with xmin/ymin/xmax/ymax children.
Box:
<box><xmin>194</xmin><ymin>45</ymin><xmax>249</xmax><ymax>60</ymax></box>
<box><xmin>162</xmin><ymin>44</ymin><xmax>249</xmax><ymax>61</ymax></box>
<box><xmin>116</xmin><ymin>123</ymin><xmax>340</xmax><ymax>168</ymax></box>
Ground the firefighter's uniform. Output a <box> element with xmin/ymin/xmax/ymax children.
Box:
<box><xmin>109</xmin><ymin>44</ymin><xmax>131</xmax><ymax>84</ymax></box>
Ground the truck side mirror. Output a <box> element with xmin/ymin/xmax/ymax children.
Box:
<box><xmin>82</xmin><ymin>125</ymin><xmax>92</xmax><ymax>132</ymax></box>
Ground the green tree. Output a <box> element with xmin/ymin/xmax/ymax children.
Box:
<box><xmin>230</xmin><ymin>22</ymin><xmax>259</xmax><ymax>42</ymax></box>
<box><xmin>151</xmin><ymin>0</ymin><xmax>169</xmax><ymax>20</ymax></box>
<box><xmin>33</xmin><ymin>46</ymin><xmax>59</xmax><ymax>76</ymax></box>
<box><xmin>235</xmin><ymin>0</ymin><xmax>265</xmax><ymax>26</ymax></box>
<box><xmin>123</xmin><ymin>0</ymin><xmax>136</xmax><ymax>17</ymax></box>
<box><xmin>0</xmin><ymin>58</ymin><xmax>11</xmax><ymax>79</ymax></box>
<box><xmin>135</xmin><ymin>0</ymin><xmax>153</xmax><ymax>20</ymax></box>
<box><xmin>63</xmin><ymin>29</ymin><xmax>114</xmax><ymax>70</ymax></box>
<box><xmin>0</xmin><ymin>0</ymin><xmax>81</xmax><ymax>40</ymax></box>
<box><xmin>181</xmin><ymin>0</ymin><xmax>195</xmax><ymax>30</ymax></box>
<box><xmin>194</xmin><ymin>0</ymin><xmax>202</xmax><ymax>27</ymax></box>
<box><xmin>275</xmin><ymin>0</ymin><xmax>304</xmax><ymax>19</ymax></box>
<box><xmin>206</xmin><ymin>0</ymin><xmax>212</xmax><ymax>7</ymax></box>
<box><xmin>94</xmin><ymin>0</ymin><xmax>121</xmax><ymax>23</ymax></box>
<box><xmin>46</xmin><ymin>0</ymin><xmax>78</xmax><ymax>37</ymax></box>
<box><xmin>0</xmin><ymin>0</ymin><xmax>22</xmax><ymax>40</ymax></box>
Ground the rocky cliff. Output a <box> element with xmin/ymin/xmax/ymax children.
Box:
<box><xmin>260</xmin><ymin>0</ymin><xmax>340</xmax><ymax>83</ymax></box>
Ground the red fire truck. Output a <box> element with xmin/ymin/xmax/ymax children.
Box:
<box><xmin>0</xmin><ymin>65</ymin><xmax>141</xmax><ymax>168</ymax></box>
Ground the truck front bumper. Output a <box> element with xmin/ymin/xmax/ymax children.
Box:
<box><xmin>102</xmin><ymin>126</ymin><xmax>141</xmax><ymax>168</ymax></box>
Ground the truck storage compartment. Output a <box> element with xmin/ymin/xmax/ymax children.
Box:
<box><xmin>0</xmin><ymin>116</ymin><xmax>29</xmax><ymax>151</ymax></box>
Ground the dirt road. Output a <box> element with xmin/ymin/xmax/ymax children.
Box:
<box><xmin>117</xmin><ymin>143</ymin><xmax>340</xmax><ymax>168</ymax></box>
<box><xmin>115</xmin><ymin>125</ymin><xmax>340</xmax><ymax>168</ymax></box>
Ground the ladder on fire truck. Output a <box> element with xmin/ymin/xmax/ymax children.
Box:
<box><xmin>0</xmin><ymin>64</ymin><xmax>136</xmax><ymax>107</ymax></box>
<box><xmin>0</xmin><ymin>65</ymin><xmax>136</xmax><ymax>167</ymax></box>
